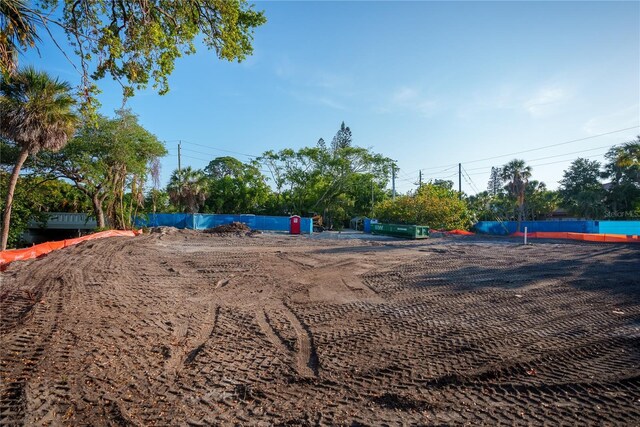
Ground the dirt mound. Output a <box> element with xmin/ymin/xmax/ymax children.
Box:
<box><xmin>205</xmin><ymin>222</ymin><xmax>252</xmax><ymax>234</ymax></box>
<box><xmin>149</xmin><ymin>226</ymin><xmax>179</xmax><ymax>234</ymax></box>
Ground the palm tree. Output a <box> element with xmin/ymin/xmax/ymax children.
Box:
<box><xmin>1</xmin><ymin>0</ymin><xmax>40</xmax><ymax>77</ymax></box>
<box><xmin>602</xmin><ymin>138</ymin><xmax>640</xmax><ymax>217</ymax></box>
<box><xmin>0</xmin><ymin>67</ymin><xmax>77</xmax><ymax>249</ymax></box>
<box><xmin>167</xmin><ymin>167</ymin><xmax>208</xmax><ymax>213</ymax></box>
<box><xmin>500</xmin><ymin>159</ymin><xmax>532</xmax><ymax>232</ymax></box>
<box><xmin>613</xmin><ymin>137</ymin><xmax>640</xmax><ymax>185</ymax></box>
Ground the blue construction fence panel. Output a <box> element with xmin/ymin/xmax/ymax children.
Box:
<box><xmin>474</xmin><ymin>220</ymin><xmax>598</xmax><ymax>235</ymax></box>
<box><xmin>135</xmin><ymin>213</ymin><xmax>313</xmax><ymax>234</ymax></box>
<box><xmin>598</xmin><ymin>221</ymin><xmax>640</xmax><ymax>235</ymax></box>
<box><xmin>474</xmin><ymin>220</ymin><xmax>639</xmax><ymax>235</ymax></box>
<box><xmin>134</xmin><ymin>213</ymin><xmax>192</xmax><ymax>229</ymax></box>
<box><xmin>363</xmin><ymin>218</ymin><xmax>378</xmax><ymax>233</ymax></box>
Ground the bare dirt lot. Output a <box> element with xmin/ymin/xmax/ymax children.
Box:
<box><xmin>1</xmin><ymin>230</ymin><xmax>639</xmax><ymax>425</ymax></box>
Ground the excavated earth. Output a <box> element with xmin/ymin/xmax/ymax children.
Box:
<box><xmin>1</xmin><ymin>230</ymin><xmax>639</xmax><ymax>425</ymax></box>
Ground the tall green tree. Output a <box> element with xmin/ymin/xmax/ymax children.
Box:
<box><xmin>487</xmin><ymin>166</ymin><xmax>503</xmax><ymax>196</ymax></box>
<box><xmin>0</xmin><ymin>67</ymin><xmax>77</xmax><ymax>249</ymax></box>
<box><xmin>500</xmin><ymin>159</ymin><xmax>532</xmax><ymax>232</ymax></box>
<box><xmin>203</xmin><ymin>156</ymin><xmax>270</xmax><ymax>214</ymax></box>
<box><xmin>4</xmin><ymin>0</ymin><xmax>266</xmax><ymax>111</ymax></box>
<box><xmin>42</xmin><ymin>110</ymin><xmax>166</xmax><ymax>228</ymax></box>
<box><xmin>331</xmin><ymin>121</ymin><xmax>352</xmax><ymax>151</ymax></box>
<box><xmin>167</xmin><ymin>167</ymin><xmax>208</xmax><ymax>213</ymax></box>
<box><xmin>559</xmin><ymin>158</ymin><xmax>604</xmax><ymax>218</ymax></box>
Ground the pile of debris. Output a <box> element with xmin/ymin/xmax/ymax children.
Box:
<box><xmin>205</xmin><ymin>222</ymin><xmax>253</xmax><ymax>234</ymax></box>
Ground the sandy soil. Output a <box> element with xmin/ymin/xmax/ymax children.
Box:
<box><xmin>1</xmin><ymin>229</ymin><xmax>639</xmax><ymax>425</ymax></box>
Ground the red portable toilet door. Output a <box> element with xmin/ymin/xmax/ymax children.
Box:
<box><xmin>290</xmin><ymin>215</ymin><xmax>301</xmax><ymax>234</ymax></box>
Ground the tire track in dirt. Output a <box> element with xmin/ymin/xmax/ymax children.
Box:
<box><xmin>255</xmin><ymin>309</ymin><xmax>291</xmax><ymax>357</ymax></box>
<box><xmin>23</xmin><ymin>250</ymin><xmax>100</xmax><ymax>425</ymax></box>
<box><xmin>0</xmin><ymin>249</ymin><xmax>87</xmax><ymax>426</ymax></box>
<box><xmin>256</xmin><ymin>304</ymin><xmax>319</xmax><ymax>378</ymax></box>
<box><xmin>182</xmin><ymin>305</ymin><xmax>220</xmax><ymax>368</ymax></box>
<box><xmin>0</xmin><ymin>275</ymin><xmax>66</xmax><ymax>426</ymax></box>
<box><xmin>282</xmin><ymin>302</ymin><xmax>319</xmax><ymax>378</ymax></box>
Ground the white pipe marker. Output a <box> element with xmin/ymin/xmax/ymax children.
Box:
<box><xmin>524</xmin><ymin>226</ymin><xmax>528</xmax><ymax>245</ymax></box>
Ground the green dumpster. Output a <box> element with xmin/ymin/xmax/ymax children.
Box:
<box><xmin>371</xmin><ymin>223</ymin><xmax>430</xmax><ymax>239</ymax></box>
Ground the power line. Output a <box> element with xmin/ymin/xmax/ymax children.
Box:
<box><xmin>463</xmin><ymin>125</ymin><xmax>638</xmax><ymax>165</ymax></box>
<box><xmin>461</xmin><ymin>165</ymin><xmax>483</xmax><ymax>194</ymax></box>
<box><xmin>165</xmin><ymin>139</ymin><xmax>259</xmax><ymax>159</ymax></box>
<box><xmin>165</xmin><ymin>153</ymin><xmax>273</xmax><ymax>175</ymax></box>
<box><xmin>179</xmin><ymin>154</ymin><xmax>207</xmax><ymax>162</ymax></box>
<box><xmin>463</xmin><ymin>145</ymin><xmax>614</xmax><ymax>173</ymax></box>
<box><xmin>465</xmin><ymin>151</ymin><xmax>610</xmax><ymax>177</ymax></box>
<box><xmin>407</xmin><ymin>125</ymin><xmax>638</xmax><ymax>173</ymax></box>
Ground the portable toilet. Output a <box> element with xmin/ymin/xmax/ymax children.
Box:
<box><xmin>289</xmin><ymin>215</ymin><xmax>301</xmax><ymax>235</ymax></box>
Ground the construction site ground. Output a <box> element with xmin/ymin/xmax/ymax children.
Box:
<box><xmin>1</xmin><ymin>229</ymin><xmax>639</xmax><ymax>425</ymax></box>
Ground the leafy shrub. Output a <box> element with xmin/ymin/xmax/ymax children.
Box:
<box><xmin>375</xmin><ymin>184</ymin><xmax>472</xmax><ymax>230</ymax></box>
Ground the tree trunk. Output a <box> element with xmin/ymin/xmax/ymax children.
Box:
<box><xmin>1</xmin><ymin>148</ymin><xmax>29</xmax><ymax>250</ymax></box>
<box><xmin>92</xmin><ymin>194</ymin><xmax>106</xmax><ymax>229</ymax></box>
<box><xmin>517</xmin><ymin>202</ymin><xmax>524</xmax><ymax>233</ymax></box>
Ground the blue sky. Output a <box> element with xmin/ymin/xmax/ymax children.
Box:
<box><xmin>27</xmin><ymin>1</ymin><xmax>640</xmax><ymax>194</ymax></box>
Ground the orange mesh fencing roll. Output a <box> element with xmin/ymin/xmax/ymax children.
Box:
<box><xmin>447</xmin><ymin>229</ymin><xmax>475</xmax><ymax>235</ymax></box>
<box><xmin>0</xmin><ymin>230</ymin><xmax>140</xmax><ymax>267</ymax></box>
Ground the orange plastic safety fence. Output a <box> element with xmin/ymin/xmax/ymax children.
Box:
<box><xmin>446</xmin><ymin>229</ymin><xmax>475</xmax><ymax>235</ymax></box>
<box><xmin>0</xmin><ymin>230</ymin><xmax>141</xmax><ymax>267</ymax></box>
<box><xmin>511</xmin><ymin>231</ymin><xmax>639</xmax><ymax>243</ymax></box>
<box><xmin>431</xmin><ymin>229</ymin><xmax>475</xmax><ymax>235</ymax></box>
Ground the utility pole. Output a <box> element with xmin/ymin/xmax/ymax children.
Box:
<box><xmin>418</xmin><ymin>170</ymin><xmax>422</xmax><ymax>187</ymax></box>
<box><xmin>458</xmin><ymin>163</ymin><xmax>462</xmax><ymax>199</ymax></box>
<box><xmin>178</xmin><ymin>141</ymin><xmax>182</xmax><ymax>173</ymax></box>
<box><xmin>392</xmin><ymin>164</ymin><xmax>396</xmax><ymax>200</ymax></box>
<box><xmin>371</xmin><ymin>180</ymin><xmax>375</xmax><ymax>217</ymax></box>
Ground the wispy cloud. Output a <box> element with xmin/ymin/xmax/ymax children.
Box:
<box><xmin>290</xmin><ymin>91</ymin><xmax>347</xmax><ymax>110</ymax></box>
<box><xmin>383</xmin><ymin>86</ymin><xmax>439</xmax><ymax>117</ymax></box>
<box><xmin>392</xmin><ymin>87</ymin><xmax>419</xmax><ymax>104</ymax></box>
<box><xmin>459</xmin><ymin>81</ymin><xmax>575</xmax><ymax>119</ymax></box>
<box><xmin>271</xmin><ymin>57</ymin><xmax>350</xmax><ymax>110</ymax></box>
<box><xmin>523</xmin><ymin>86</ymin><xmax>568</xmax><ymax>117</ymax></box>
<box><xmin>583</xmin><ymin>104</ymin><xmax>640</xmax><ymax>135</ymax></box>
<box><xmin>313</xmin><ymin>71</ymin><xmax>348</xmax><ymax>90</ymax></box>
<box><xmin>315</xmin><ymin>96</ymin><xmax>346</xmax><ymax>110</ymax></box>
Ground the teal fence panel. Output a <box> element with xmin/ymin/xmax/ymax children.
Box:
<box><xmin>474</xmin><ymin>220</ymin><xmax>639</xmax><ymax>235</ymax></box>
<box><xmin>598</xmin><ymin>221</ymin><xmax>640</xmax><ymax>235</ymax></box>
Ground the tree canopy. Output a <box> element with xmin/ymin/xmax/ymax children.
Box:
<box><xmin>1</xmin><ymin>0</ymin><xmax>266</xmax><ymax>112</ymax></box>
<box><xmin>257</xmin><ymin>123</ymin><xmax>395</xmax><ymax>227</ymax></box>
<box><xmin>203</xmin><ymin>156</ymin><xmax>270</xmax><ymax>214</ymax></box>
<box><xmin>41</xmin><ymin>109</ymin><xmax>166</xmax><ymax>228</ymax></box>
<box><xmin>375</xmin><ymin>183</ymin><xmax>472</xmax><ymax>230</ymax></box>
<box><xmin>559</xmin><ymin>158</ymin><xmax>604</xmax><ymax>218</ymax></box>
<box><xmin>167</xmin><ymin>167</ymin><xmax>208</xmax><ymax>214</ymax></box>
